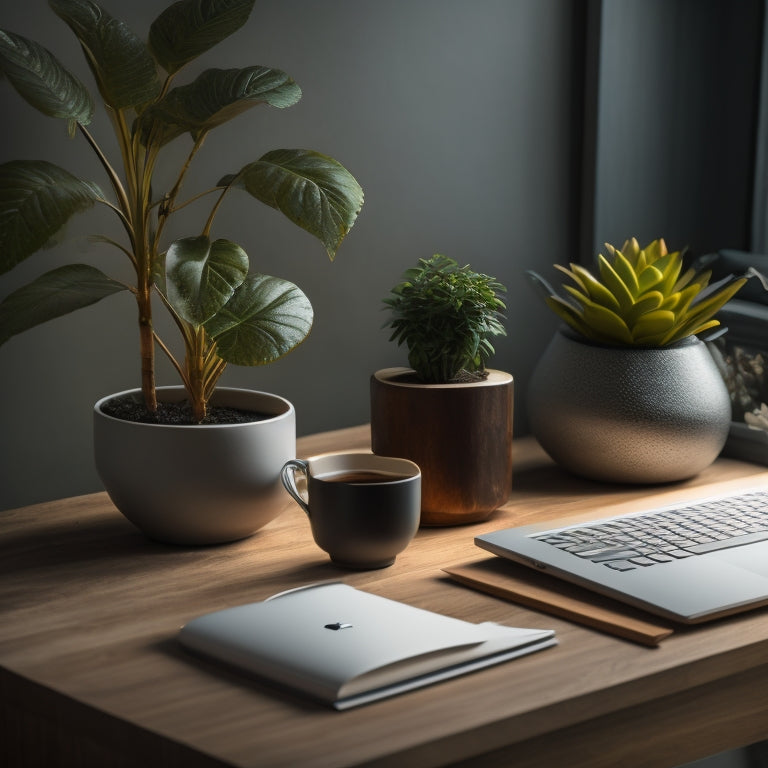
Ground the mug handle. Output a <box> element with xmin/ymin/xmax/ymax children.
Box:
<box><xmin>280</xmin><ymin>459</ymin><xmax>311</xmax><ymax>516</ymax></box>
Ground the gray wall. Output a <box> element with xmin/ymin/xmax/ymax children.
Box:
<box><xmin>0</xmin><ymin>0</ymin><xmax>764</xmax><ymax>511</ymax></box>
<box><xmin>0</xmin><ymin>0</ymin><xmax>579</xmax><ymax>509</ymax></box>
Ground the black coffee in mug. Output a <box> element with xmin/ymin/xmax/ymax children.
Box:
<box><xmin>320</xmin><ymin>471</ymin><xmax>411</xmax><ymax>485</ymax></box>
<box><xmin>281</xmin><ymin>453</ymin><xmax>421</xmax><ymax>569</ymax></box>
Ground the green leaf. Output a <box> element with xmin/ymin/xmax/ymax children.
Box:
<box><xmin>662</xmin><ymin>319</ymin><xmax>720</xmax><ymax>346</ymax></box>
<box><xmin>225</xmin><ymin>149</ymin><xmax>364</xmax><ymax>260</ymax></box>
<box><xmin>149</xmin><ymin>0</ymin><xmax>255</xmax><ymax>75</ymax></box>
<box><xmin>625</xmin><ymin>290</ymin><xmax>664</xmax><ymax>325</ymax></box>
<box><xmin>580</xmin><ymin>301</ymin><xmax>633</xmax><ymax>345</ymax></box>
<box><xmin>0</xmin><ymin>29</ymin><xmax>93</xmax><ymax>128</ymax></box>
<box><xmin>204</xmin><ymin>273</ymin><xmax>313</xmax><ymax>365</ymax></box>
<box><xmin>610</xmin><ymin>249</ymin><xmax>640</xmax><ymax>297</ymax></box>
<box><xmin>543</xmin><ymin>296</ymin><xmax>595</xmax><ymax>340</ymax></box>
<box><xmin>0</xmin><ymin>263</ymin><xmax>126</xmax><ymax>345</ymax></box>
<box><xmin>554</xmin><ymin>263</ymin><xmax>586</xmax><ymax>293</ymax></box>
<box><xmin>49</xmin><ymin>0</ymin><xmax>161</xmax><ymax>110</ymax></box>
<box><xmin>597</xmin><ymin>254</ymin><xmax>634</xmax><ymax>311</ymax></box>
<box><xmin>138</xmin><ymin>66</ymin><xmax>301</xmax><ymax>146</ymax></box>
<box><xmin>165</xmin><ymin>235</ymin><xmax>249</xmax><ymax>326</ymax></box>
<box><xmin>636</xmin><ymin>264</ymin><xmax>663</xmax><ymax>294</ymax></box>
<box><xmin>682</xmin><ymin>276</ymin><xmax>747</xmax><ymax>329</ymax></box>
<box><xmin>0</xmin><ymin>160</ymin><xmax>103</xmax><ymax>275</ymax></box>
<box><xmin>568</xmin><ymin>264</ymin><xmax>621</xmax><ymax>310</ymax></box>
<box><xmin>630</xmin><ymin>309</ymin><xmax>675</xmax><ymax>343</ymax></box>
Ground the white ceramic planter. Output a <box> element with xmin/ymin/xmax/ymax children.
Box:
<box><xmin>94</xmin><ymin>386</ymin><xmax>295</xmax><ymax>545</ymax></box>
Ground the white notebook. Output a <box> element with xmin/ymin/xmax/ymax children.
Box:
<box><xmin>178</xmin><ymin>582</ymin><xmax>556</xmax><ymax>709</ymax></box>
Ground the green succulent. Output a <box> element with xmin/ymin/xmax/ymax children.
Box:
<box><xmin>527</xmin><ymin>237</ymin><xmax>748</xmax><ymax>347</ymax></box>
<box><xmin>383</xmin><ymin>254</ymin><xmax>507</xmax><ymax>384</ymax></box>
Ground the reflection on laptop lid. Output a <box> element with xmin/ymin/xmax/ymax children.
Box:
<box><xmin>475</xmin><ymin>487</ymin><xmax>768</xmax><ymax>624</ymax></box>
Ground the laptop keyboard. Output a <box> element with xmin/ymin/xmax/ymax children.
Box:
<box><xmin>532</xmin><ymin>490</ymin><xmax>768</xmax><ymax>572</ymax></box>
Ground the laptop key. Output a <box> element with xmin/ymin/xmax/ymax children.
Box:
<box><xmin>628</xmin><ymin>556</ymin><xmax>657</xmax><ymax>566</ymax></box>
<box><xmin>686</xmin><ymin>529</ymin><xmax>768</xmax><ymax>554</ymax></box>
<box><xmin>589</xmin><ymin>549</ymin><xmax>643</xmax><ymax>562</ymax></box>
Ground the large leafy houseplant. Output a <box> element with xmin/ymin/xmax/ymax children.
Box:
<box><xmin>0</xmin><ymin>0</ymin><xmax>364</xmax><ymax>423</ymax></box>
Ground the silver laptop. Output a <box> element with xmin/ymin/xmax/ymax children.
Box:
<box><xmin>475</xmin><ymin>486</ymin><xmax>768</xmax><ymax>623</ymax></box>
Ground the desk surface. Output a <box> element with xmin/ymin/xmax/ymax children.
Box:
<box><xmin>3</xmin><ymin>428</ymin><xmax>768</xmax><ymax>768</ymax></box>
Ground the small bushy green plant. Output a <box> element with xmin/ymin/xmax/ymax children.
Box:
<box><xmin>382</xmin><ymin>254</ymin><xmax>507</xmax><ymax>384</ymax></box>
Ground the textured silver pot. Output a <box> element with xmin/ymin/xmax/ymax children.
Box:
<box><xmin>527</xmin><ymin>331</ymin><xmax>731</xmax><ymax>483</ymax></box>
<box><xmin>94</xmin><ymin>386</ymin><xmax>295</xmax><ymax>545</ymax></box>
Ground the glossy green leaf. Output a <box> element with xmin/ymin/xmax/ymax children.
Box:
<box><xmin>625</xmin><ymin>291</ymin><xmax>664</xmax><ymax>325</ymax></box>
<box><xmin>554</xmin><ymin>263</ymin><xmax>586</xmax><ymax>294</ymax></box>
<box><xmin>580</xmin><ymin>301</ymin><xmax>633</xmax><ymax>345</ymax></box>
<box><xmin>49</xmin><ymin>0</ymin><xmax>161</xmax><ymax>109</ymax></box>
<box><xmin>138</xmin><ymin>66</ymin><xmax>301</xmax><ymax>147</ymax></box>
<box><xmin>654</xmin><ymin>253</ymin><xmax>683</xmax><ymax>295</ymax></box>
<box><xmin>544</xmin><ymin>296</ymin><xmax>596</xmax><ymax>341</ymax></box>
<box><xmin>0</xmin><ymin>263</ymin><xmax>126</xmax><ymax>345</ymax></box>
<box><xmin>597</xmin><ymin>254</ymin><xmax>634</xmax><ymax>311</ymax></box>
<box><xmin>225</xmin><ymin>149</ymin><xmax>364</xmax><ymax>260</ymax></box>
<box><xmin>665</xmin><ymin>283</ymin><xmax>700</xmax><ymax>317</ymax></box>
<box><xmin>0</xmin><ymin>29</ymin><xmax>93</xmax><ymax>128</ymax></box>
<box><xmin>610</xmin><ymin>249</ymin><xmax>640</xmax><ymax>297</ymax></box>
<box><xmin>568</xmin><ymin>264</ymin><xmax>621</xmax><ymax>310</ymax></box>
<box><xmin>562</xmin><ymin>284</ymin><xmax>593</xmax><ymax>309</ymax></box>
<box><xmin>683</xmin><ymin>276</ymin><xmax>747</xmax><ymax>328</ymax></box>
<box><xmin>0</xmin><ymin>160</ymin><xmax>103</xmax><ymax>275</ymax></box>
<box><xmin>630</xmin><ymin>309</ymin><xmax>675</xmax><ymax>342</ymax></box>
<box><xmin>673</xmin><ymin>266</ymin><xmax>699</xmax><ymax>292</ymax></box>
<box><xmin>204</xmin><ymin>273</ymin><xmax>313</xmax><ymax>366</ymax></box>
<box><xmin>662</xmin><ymin>319</ymin><xmax>720</xmax><ymax>346</ymax></box>
<box><xmin>149</xmin><ymin>0</ymin><xmax>255</xmax><ymax>75</ymax></box>
<box><xmin>636</xmin><ymin>264</ymin><xmax>663</xmax><ymax>293</ymax></box>
<box><xmin>165</xmin><ymin>235</ymin><xmax>249</xmax><ymax>326</ymax></box>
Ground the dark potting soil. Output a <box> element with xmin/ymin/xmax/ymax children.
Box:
<box><xmin>100</xmin><ymin>393</ymin><xmax>269</xmax><ymax>425</ymax></box>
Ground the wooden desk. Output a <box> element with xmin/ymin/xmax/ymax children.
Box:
<box><xmin>3</xmin><ymin>428</ymin><xmax>768</xmax><ymax>768</ymax></box>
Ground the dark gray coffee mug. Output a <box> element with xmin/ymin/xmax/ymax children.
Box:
<box><xmin>280</xmin><ymin>453</ymin><xmax>421</xmax><ymax>569</ymax></box>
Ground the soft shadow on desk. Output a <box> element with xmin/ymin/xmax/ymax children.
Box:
<box><xmin>0</xmin><ymin>512</ymin><xmax>276</xmax><ymax>580</ymax></box>
<box><xmin>512</xmin><ymin>462</ymin><xmax>684</xmax><ymax>500</ymax></box>
<box><xmin>154</xmin><ymin>636</ymin><xmax>329</xmax><ymax>714</ymax></box>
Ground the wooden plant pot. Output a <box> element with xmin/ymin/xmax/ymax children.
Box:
<box><xmin>370</xmin><ymin>368</ymin><xmax>514</xmax><ymax>526</ymax></box>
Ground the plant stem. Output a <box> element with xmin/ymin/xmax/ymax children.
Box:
<box><xmin>154</xmin><ymin>330</ymin><xmax>189</xmax><ymax>388</ymax></box>
<box><xmin>78</xmin><ymin>124</ymin><xmax>134</xmax><ymax>250</ymax></box>
<box><xmin>155</xmin><ymin>134</ymin><xmax>207</xmax><ymax>249</ymax></box>
<box><xmin>203</xmin><ymin>183</ymin><xmax>230</xmax><ymax>237</ymax></box>
<box><xmin>137</xmin><ymin>289</ymin><xmax>157</xmax><ymax>412</ymax></box>
<box><xmin>185</xmin><ymin>326</ymin><xmax>208</xmax><ymax>422</ymax></box>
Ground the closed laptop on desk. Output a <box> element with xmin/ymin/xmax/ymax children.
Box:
<box><xmin>179</xmin><ymin>582</ymin><xmax>555</xmax><ymax>709</ymax></box>
<box><xmin>476</xmin><ymin>487</ymin><xmax>768</xmax><ymax>623</ymax></box>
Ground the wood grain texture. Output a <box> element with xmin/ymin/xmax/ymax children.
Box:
<box><xmin>370</xmin><ymin>369</ymin><xmax>514</xmax><ymax>525</ymax></box>
<box><xmin>443</xmin><ymin>558</ymin><xmax>674</xmax><ymax>646</ymax></box>
<box><xmin>3</xmin><ymin>429</ymin><xmax>768</xmax><ymax>767</ymax></box>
